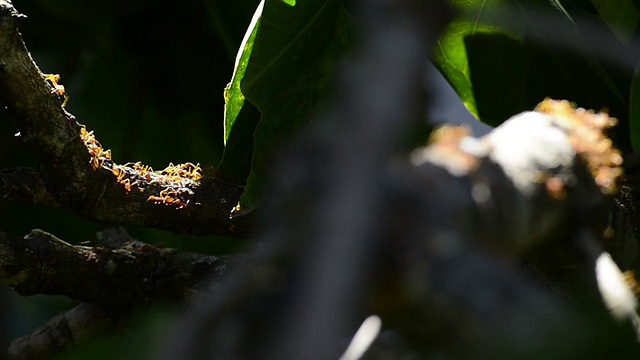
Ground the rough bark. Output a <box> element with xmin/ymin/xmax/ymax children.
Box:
<box><xmin>0</xmin><ymin>0</ymin><xmax>254</xmax><ymax>238</ymax></box>
<box><xmin>1</xmin><ymin>227</ymin><xmax>238</xmax><ymax>360</ymax></box>
<box><xmin>0</xmin><ymin>228</ymin><xmax>234</xmax><ymax>307</ymax></box>
<box><xmin>0</xmin><ymin>0</ymin><xmax>249</xmax><ymax>357</ymax></box>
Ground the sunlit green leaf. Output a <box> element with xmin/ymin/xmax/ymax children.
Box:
<box><xmin>432</xmin><ymin>0</ymin><xmax>508</xmax><ymax>120</ymax></box>
<box><xmin>433</xmin><ymin>0</ymin><xmax>632</xmax><ymax>148</ymax></box>
<box><xmin>223</xmin><ymin>0</ymin><xmax>264</xmax><ymax>144</ymax></box>
<box><xmin>223</xmin><ymin>0</ymin><xmax>350</xmax><ymax>214</ymax></box>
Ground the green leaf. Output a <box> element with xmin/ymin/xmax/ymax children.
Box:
<box><xmin>217</xmin><ymin>1</ymin><xmax>263</xmax><ymax>185</ymax></box>
<box><xmin>591</xmin><ymin>0</ymin><xmax>639</xmax><ymax>45</ymax></box>
<box><xmin>217</xmin><ymin>102</ymin><xmax>260</xmax><ymax>184</ymax></box>
<box><xmin>224</xmin><ymin>0</ymin><xmax>350</xmax><ymax>214</ymax></box>
<box><xmin>223</xmin><ymin>0</ymin><xmax>264</xmax><ymax>145</ymax></box>
<box><xmin>460</xmin><ymin>31</ymin><xmax>630</xmax><ymax>132</ymax></box>
<box><xmin>432</xmin><ymin>0</ymin><xmax>513</xmax><ymax>120</ymax></box>
<box><xmin>433</xmin><ymin>1</ymin><xmax>632</xmax><ymax>149</ymax></box>
<box><xmin>463</xmin><ymin>33</ymin><xmax>528</xmax><ymax>126</ymax></box>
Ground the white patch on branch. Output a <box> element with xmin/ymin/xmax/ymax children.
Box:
<box><xmin>340</xmin><ymin>315</ymin><xmax>382</xmax><ymax>360</ymax></box>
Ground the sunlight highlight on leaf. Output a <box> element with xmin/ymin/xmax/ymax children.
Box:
<box><xmin>223</xmin><ymin>0</ymin><xmax>264</xmax><ymax>144</ymax></box>
<box><xmin>432</xmin><ymin>0</ymin><xmax>507</xmax><ymax>120</ymax></box>
<box><xmin>234</xmin><ymin>0</ymin><xmax>349</xmax><ymax>213</ymax></box>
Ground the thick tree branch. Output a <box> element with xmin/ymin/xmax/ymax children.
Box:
<box><xmin>0</xmin><ymin>0</ymin><xmax>254</xmax><ymax>237</ymax></box>
<box><xmin>0</xmin><ymin>228</ymin><xmax>237</xmax><ymax>308</ymax></box>
<box><xmin>0</xmin><ymin>167</ymin><xmax>59</xmax><ymax>206</ymax></box>
<box><xmin>1</xmin><ymin>227</ymin><xmax>240</xmax><ymax>359</ymax></box>
<box><xmin>614</xmin><ymin>177</ymin><xmax>640</xmax><ymax>271</ymax></box>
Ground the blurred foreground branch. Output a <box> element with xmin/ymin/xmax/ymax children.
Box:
<box><xmin>154</xmin><ymin>0</ymin><xmax>640</xmax><ymax>359</ymax></box>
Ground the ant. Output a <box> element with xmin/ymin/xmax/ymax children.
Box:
<box><xmin>42</xmin><ymin>73</ymin><xmax>69</xmax><ymax>107</ymax></box>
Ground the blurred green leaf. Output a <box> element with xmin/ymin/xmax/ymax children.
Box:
<box><xmin>432</xmin><ymin>0</ymin><xmax>510</xmax><ymax>121</ymax></box>
<box><xmin>464</xmin><ymin>31</ymin><xmax>629</xmax><ymax>128</ymax></box>
<box><xmin>591</xmin><ymin>0</ymin><xmax>639</xmax><ymax>45</ymax></box>
<box><xmin>434</xmin><ymin>0</ymin><xmax>632</xmax><ymax>148</ymax></box>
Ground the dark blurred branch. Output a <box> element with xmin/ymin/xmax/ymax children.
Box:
<box><xmin>1</xmin><ymin>227</ymin><xmax>239</xmax><ymax>359</ymax></box>
<box><xmin>0</xmin><ymin>0</ymin><xmax>254</xmax><ymax>238</ymax></box>
<box><xmin>153</xmin><ymin>0</ymin><xmax>637</xmax><ymax>353</ymax></box>
<box><xmin>268</xmin><ymin>0</ymin><xmax>451</xmax><ymax>357</ymax></box>
<box><xmin>156</xmin><ymin>0</ymin><xmax>455</xmax><ymax>358</ymax></box>
<box><xmin>8</xmin><ymin>303</ymin><xmax>121</xmax><ymax>360</ymax></box>
<box><xmin>156</xmin><ymin>101</ymin><xmax>636</xmax><ymax>359</ymax></box>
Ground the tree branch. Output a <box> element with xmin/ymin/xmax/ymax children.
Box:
<box><xmin>8</xmin><ymin>303</ymin><xmax>122</xmax><ymax>360</ymax></box>
<box><xmin>1</xmin><ymin>227</ymin><xmax>240</xmax><ymax>359</ymax></box>
<box><xmin>0</xmin><ymin>0</ymin><xmax>254</xmax><ymax>237</ymax></box>
<box><xmin>0</xmin><ymin>228</ymin><xmax>237</xmax><ymax>308</ymax></box>
<box><xmin>0</xmin><ymin>167</ymin><xmax>59</xmax><ymax>206</ymax></box>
